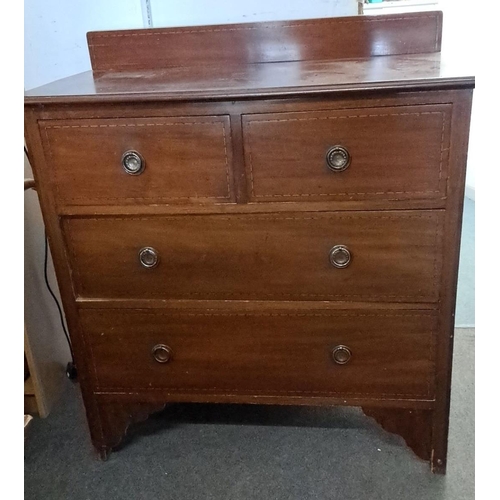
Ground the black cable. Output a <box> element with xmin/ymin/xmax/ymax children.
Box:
<box><xmin>25</xmin><ymin>143</ymin><xmax>77</xmax><ymax>376</ymax></box>
<box><xmin>43</xmin><ymin>232</ymin><xmax>75</xmax><ymax>362</ymax></box>
<box><xmin>25</xmin><ymin>144</ymin><xmax>71</xmax><ymax>356</ymax></box>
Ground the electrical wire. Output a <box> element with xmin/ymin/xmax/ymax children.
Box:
<box><xmin>25</xmin><ymin>143</ymin><xmax>75</xmax><ymax>362</ymax></box>
<box><xmin>43</xmin><ymin>233</ymin><xmax>75</xmax><ymax>361</ymax></box>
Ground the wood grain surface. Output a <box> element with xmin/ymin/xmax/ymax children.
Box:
<box><xmin>81</xmin><ymin>308</ymin><xmax>437</xmax><ymax>398</ymax></box>
<box><xmin>40</xmin><ymin>115</ymin><xmax>233</xmax><ymax>206</ymax></box>
<box><xmin>23</xmin><ymin>13</ymin><xmax>474</xmax><ymax>470</ymax></box>
<box><xmin>63</xmin><ymin>211</ymin><xmax>443</xmax><ymax>303</ymax></box>
<box><xmin>87</xmin><ymin>12</ymin><xmax>442</xmax><ymax>72</ymax></box>
<box><xmin>24</xmin><ymin>53</ymin><xmax>474</xmax><ymax>105</ymax></box>
<box><xmin>243</xmin><ymin>104</ymin><xmax>451</xmax><ymax>202</ymax></box>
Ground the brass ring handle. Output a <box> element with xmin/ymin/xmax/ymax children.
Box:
<box><xmin>139</xmin><ymin>247</ymin><xmax>159</xmax><ymax>268</ymax></box>
<box><xmin>329</xmin><ymin>245</ymin><xmax>351</xmax><ymax>268</ymax></box>
<box><xmin>152</xmin><ymin>344</ymin><xmax>172</xmax><ymax>364</ymax></box>
<box><xmin>326</xmin><ymin>146</ymin><xmax>350</xmax><ymax>172</ymax></box>
<box><xmin>331</xmin><ymin>345</ymin><xmax>352</xmax><ymax>365</ymax></box>
<box><xmin>122</xmin><ymin>150</ymin><xmax>145</xmax><ymax>175</ymax></box>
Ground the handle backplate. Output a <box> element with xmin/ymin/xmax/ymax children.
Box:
<box><xmin>326</xmin><ymin>145</ymin><xmax>351</xmax><ymax>172</ymax></box>
<box><xmin>122</xmin><ymin>150</ymin><xmax>145</xmax><ymax>175</ymax></box>
<box><xmin>329</xmin><ymin>245</ymin><xmax>351</xmax><ymax>269</ymax></box>
<box><xmin>331</xmin><ymin>345</ymin><xmax>352</xmax><ymax>365</ymax></box>
<box><xmin>139</xmin><ymin>247</ymin><xmax>159</xmax><ymax>268</ymax></box>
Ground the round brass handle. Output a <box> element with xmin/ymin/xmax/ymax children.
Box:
<box><xmin>139</xmin><ymin>247</ymin><xmax>159</xmax><ymax>268</ymax></box>
<box><xmin>122</xmin><ymin>150</ymin><xmax>145</xmax><ymax>175</ymax></box>
<box><xmin>329</xmin><ymin>245</ymin><xmax>351</xmax><ymax>268</ymax></box>
<box><xmin>152</xmin><ymin>344</ymin><xmax>172</xmax><ymax>364</ymax></box>
<box><xmin>331</xmin><ymin>345</ymin><xmax>352</xmax><ymax>365</ymax></box>
<box><xmin>326</xmin><ymin>146</ymin><xmax>350</xmax><ymax>172</ymax></box>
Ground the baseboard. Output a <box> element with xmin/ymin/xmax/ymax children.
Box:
<box><xmin>455</xmin><ymin>325</ymin><xmax>475</xmax><ymax>330</ymax></box>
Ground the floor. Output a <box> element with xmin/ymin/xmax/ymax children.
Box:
<box><xmin>24</xmin><ymin>199</ymin><xmax>475</xmax><ymax>500</ymax></box>
<box><xmin>24</xmin><ymin>329</ymin><xmax>475</xmax><ymax>500</ymax></box>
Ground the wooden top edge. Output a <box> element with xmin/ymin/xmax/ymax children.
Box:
<box><xmin>23</xmin><ymin>76</ymin><xmax>475</xmax><ymax>107</ymax></box>
<box><xmin>87</xmin><ymin>11</ymin><xmax>442</xmax><ymax>40</ymax></box>
<box><xmin>87</xmin><ymin>11</ymin><xmax>443</xmax><ymax>72</ymax></box>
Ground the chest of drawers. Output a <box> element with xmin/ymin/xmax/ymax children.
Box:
<box><xmin>24</xmin><ymin>11</ymin><xmax>474</xmax><ymax>473</ymax></box>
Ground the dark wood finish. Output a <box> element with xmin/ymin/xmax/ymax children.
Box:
<box><xmin>95</xmin><ymin>391</ymin><xmax>434</xmax><ymax>409</ymax></box>
<box><xmin>243</xmin><ymin>104</ymin><xmax>451</xmax><ymax>202</ymax></box>
<box><xmin>40</xmin><ymin>115</ymin><xmax>233</xmax><ymax>207</ymax></box>
<box><xmin>80</xmin><ymin>308</ymin><xmax>437</xmax><ymax>398</ymax></box>
<box><xmin>430</xmin><ymin>89</ymin><xmax>473</xmax><ymax>474</ymax></box>
<box><xmin>362</xmin><ymin>407</ymin><xmax>433</xmax><ymax>462</ymax></box>
<box><xmin>60</xmin><ymin>198</ymin><xmax>447</xmax><ymax>216</ymax></box>
<box><xmin>77</xmin><ymin>299</ymin><xmax>438</xmax><ymax>311</ymax></box>
<box><xmin>24</xmin><ymin>12</ymin><xmax>474</xmax><ymax>473</ymax></box>
<box><xmin>24</xmin><ymin>54</ymin><xmax>474</xmax><ymax>105</ymax></box>
<box><xmin>25</xmin><ymin>92</ymin><xmax>467</xmax><ymax>125</ymax></box>
<box><xmin>63</xmin><ymin>211</ymin><xmax>443</xmax><ymax>303</ymax></box>
<box><xmin>87</xmin><ymin>12</ymin><xmax>442</xmax><ymax>72</ymax></box>
<box><xmin>92</xmin><ymin>401</ymin><xmax>166</xmax><ymax>459</ymax></box>
<box><xmin>28</xmin><ymin>92</ymin><xmax>463</xmax><ymax>215</ymax></box>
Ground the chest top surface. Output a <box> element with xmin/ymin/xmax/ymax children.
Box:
<box><xmin>24</xmin><ymin>11</ymin><xmax>474</xmax><ymax>104</ymax></box>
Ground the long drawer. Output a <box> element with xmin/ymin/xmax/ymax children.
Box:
<box><xmin>64</xmin><ymin>210</ymin><xmax>443</xmax><ymax>302</ymax></box>
<box><xmin>243</xmin><ymin>104</ymin><xmax>451</xmax><ymax>202</ymax></box>
<box><xmin>39</xmin><ymin>115</ymin><xmax>233</xmax><ymax>206</ymax></box>
<box><xmin>81</xmin><ymin>308</ymin><xmax>437</xmax><ymax>398</ymax></box>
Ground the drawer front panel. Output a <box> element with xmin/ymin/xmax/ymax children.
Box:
<box><xmin>81</xmin><ymin>309</ymin><xmax>436</xmax><ymax>398</ymax></box>
<box><xmin>243</xmin><ymin>105</ymin><xmax>450</xmax><ymax>202</ymax></box>
<box><xmin>40</xmin><ymin>115</ymin><xmax>233</xmax><ymax>206</ymax></box>
<box><xmin>65</xmin><ymin>211</ymin><xmax>443</xmax><ymax>302</ymax></box>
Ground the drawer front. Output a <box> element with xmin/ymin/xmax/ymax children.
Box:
<box><xmin>39</xmin><ymin>115</ymin><xmax>233</xmax><ymax>206</ymax></box>
<box><xmin>81</xmin><ymin>309</ymin><xmax>436</xmax><ymax>399</ymax></box>
<box><xmin>65</xmin><ymin>211</ymin><xmax>443</xmax><ymax>302</ymax></box>
<box><xmin>242</xmin><ymin>105</ymin><xmax>451</xmax><ymax>202</ymax></box>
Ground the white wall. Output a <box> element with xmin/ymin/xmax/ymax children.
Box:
<box><xmin>24</xmin><ymin>0</ymin><xmax>144</xmax><ymax>90</ymax></box>
<box><xmin>148</xmin><ymin>0</ymin><xmax>357</xmax><ymax>27</ymax></box>
<box><xmin>439</xmin><ymin>0</ymin><xmax>477</xmax><ymax>199</ymax></box>
<box><xmin>24</xmin><ymin>0</ymin><xmax>357</xmax><ymax>90</ymax></box>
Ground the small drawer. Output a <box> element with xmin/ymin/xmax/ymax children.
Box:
<box><xmin>242</xmin><ymin>104</ymin><xmax>451</xmax><ymax>202</ymax></box>
<box><xmin>39</xmin><ymin>115</ymin><xmax>233</xmax><ymax>206</ymax></box>
<box><xmin>81</xmin><ymin>308</ymin><xmax>437</xmax><ymax>399</ymax></box>
<box><xmin>64</xmin><ymin>210</ymin><xmax>443</xmax><ymax>303</ymax></box>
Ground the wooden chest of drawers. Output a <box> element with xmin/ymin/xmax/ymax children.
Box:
<box><xmin>24</xmin><ymin>12</ymin><xmax>474</xmax><ymax>473</ymax></box>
